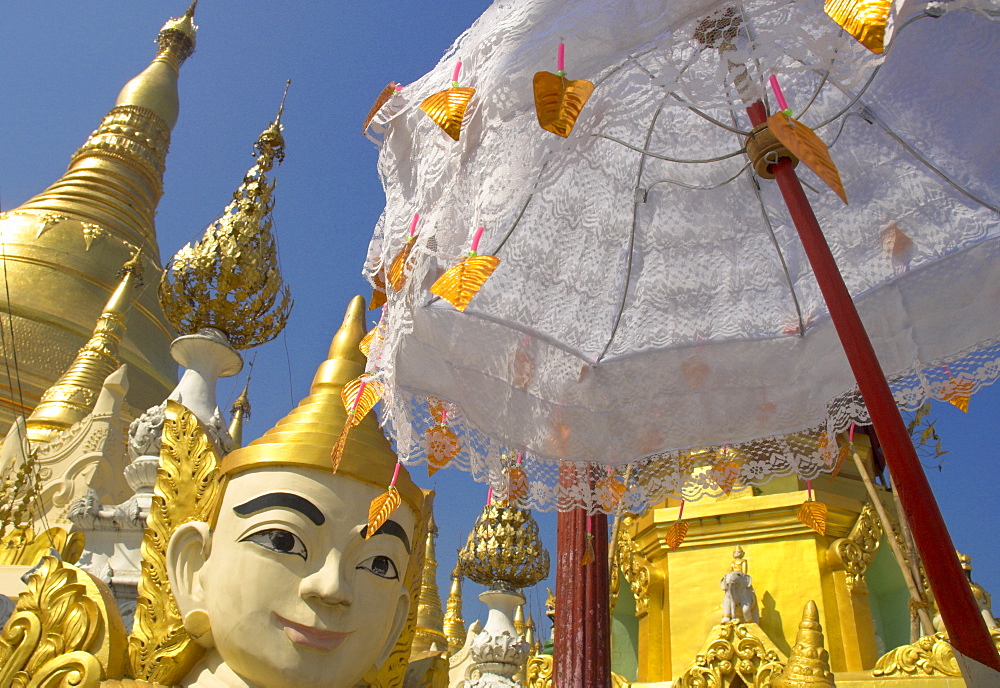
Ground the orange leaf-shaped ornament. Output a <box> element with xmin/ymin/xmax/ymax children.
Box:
<box><xmin>363</xmin><ymin>82</ymin><xmax>398</xmax><ymax>133</ymax></box>
<box><xmin>665</xmin><ymin>520</ymin><xmax>689</xmax><ymax>551</ymax></box>
<box><xmin>941</xmin><ymin>377</ymin><xmax>974</xmax><ymax>413</ymax></box>
<box><xmin>768</xmin><ymin>113</ymin><xmax>847</xmax><ymax>203</ymax></box>
<box><xmin>823</xmin><ymin>0</ymin><xmax>891</xmax><ymax>53</ymax></box>
<box><xmin>388</xmin><ymin>238</ymin><xmax>418</xmax><ymax>292</ymax></box>
<box><xmin>829</xmin><ymin>443</ymin><xmax>853</xmax><ymax>481</ymax></box>
<box><xmin>711</xmin><ymin>460</ymin><xmax>741</xmax><ymax>495</ymax></box>
<box><xmin>370</xmin><ymin>269</ymin><xmax>387</xmax><ymax>310</ymax></box>
<box><xmin>341</xmin><ymin>377</ymin><xmax>384</xmax><ymax>426</ymax></box>
<box><xmin>367</xmin><ymin>486</ymin><xmax>402</xmax><ymax>538</ymax></box>
<box><xmin>504</xmin><ymin>465</ymin><xmax>530</xmax><ymax>505</ymax></box>
<box><xmin>533</xmin><ymin>72</ymin><xmax>594</xmax><ymax>137</ymax></box>
<box><xmin>596</xmin><ymin>475</ymin><xmax>626</xmax><ymax>511</ymax></box>
<box><xmin>580</xmin><ymin>533</ymin><xmax>596</xmax><ymax>566</ymax></box>
<box><xmin>420</xmin><ymin>87</ymin><xmax>476</xmax><ymax>141</ymax></box>
<box><xmin>797</xmin><ymin>500</ymin><xmax>828</xmax><ymax>535</ymax></box>
<box><xmin>430</xmin><ymin>255</ymin><xmax>500</xmax><ymax>311</ymax></box>
<box><xmin>359</xmin><ymin>325</ymin><xmax>382</xmax><ymax>359</ymax></box>
<box><xmin>425</xmin><ymin>424</ymin><xmax>461</xmax><ymax>476</ymax></box>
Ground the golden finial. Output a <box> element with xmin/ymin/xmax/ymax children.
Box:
<box><xmin>156</xmin><ymin>1</ymin><xmax>199</xmax><ymax>69</ymax></box>
<box><xmin>514</xmin><ymin>603</ymin><xmax>527</xmax><ymax>636</ymax></box>
<box><xmin>25</xmin><ymin>253</ymin><xmax>142</xmax><ymax>443</ymax></box>
<box><xmin>524</xmin><ymin>616</ymin><xmax>537</xmax><ymax>653</ymax></box>
<box><xmin>458</xmin><ymin>505</ymin><xmax>550</xmax><ymax>591</ymax></box>
<box><xmin>217</xmin><ymin>296</ymin><xmax>423</xmax><ymax>511</ymax></box>
<box><xmin>228</xmin><ymin>379</ymin><xmax>251</xmax><ymax>450</ymax></box>
<box><xmin>158</xmin><ymin>90</ymin><xmax>293</xmax><ymax>350</ymax></box>
<box><xmin>772</xmin><ymin>601</ymin><xmax>835</xmax><ymax>688</ymax></box>
<box><xmin>412</xmin><ymin>504</ymin><xmax>448</xmax><ymax>654</ymax></box>
<box><xmin>443</xmin><ymin>559</ymin><xmax>467</xmax><ymax>654</ymax></box>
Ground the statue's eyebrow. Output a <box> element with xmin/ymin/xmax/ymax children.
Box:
<box><xmin>360</xmin><ymin>519</ymin><xmax>411</xmax><ymax>554</ymax></box>
<box><xmin>233</xmin><ymin>493</ymin><xmax>325</xmax><ymax>526</ymax></box>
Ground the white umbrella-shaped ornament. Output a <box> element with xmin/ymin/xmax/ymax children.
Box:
<box><xmin>363</xmin><ymin>0</ymin><xmax>1000</xmax><ymax>681</ymax></box>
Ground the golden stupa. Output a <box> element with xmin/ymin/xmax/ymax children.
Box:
<box><xmin>0</xmin><ymin>2</ymin><xmax>199</xmax><ymax>429</ymax></box>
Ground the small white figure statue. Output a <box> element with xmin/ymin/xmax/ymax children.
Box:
<box><xmin>721</xmin><ymin>546</ymin><xmax>760</xmax><ymax>624</ymax></box>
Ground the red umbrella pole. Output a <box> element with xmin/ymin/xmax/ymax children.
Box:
<box><xmin>555</xmin><ymin>475</ymin><xmax>611</xmax><ymax>686</ymax></box>
<box><xmin>746</xmin><ymin>101</ymin><xmax>999</xmax><ymax>678</ymax></box>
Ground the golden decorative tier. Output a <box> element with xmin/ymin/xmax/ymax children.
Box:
<box><xmin>0</xmin><ymin>5</ymin><xmax>199</xmax><ymax>429</ymax></box>
<box><xmin>458</xmin><ymin>504</ymin><xmax>549</xmax><ymax>591</ymax></box>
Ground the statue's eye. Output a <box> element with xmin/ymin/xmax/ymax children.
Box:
<box><xmin>357</xmin><ymin>555</ymin><xmax>399</xmax><ymax>580</ymax></box>
<box><xmin>241</xmin><ymin>528</ymin><xmax>307</xmax><ymax>560</ymax></box>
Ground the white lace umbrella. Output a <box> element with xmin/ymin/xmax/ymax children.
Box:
<box><xmin>364</xmin><ymin>0</ymin><xmax>998</xmax><ymax>513</ymax></box>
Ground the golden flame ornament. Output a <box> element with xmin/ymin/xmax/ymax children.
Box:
<box><xmin>533</xmin><ymin>43</ymin><xmax>594</xmax><ymax>138</ymax></box>
<box><xmin>370</xmin><ymin>267</ymin><xmax>388</xmax><ymax>310</ymax></box>
<box><xmin>420</xmin><ymin>61</ymin><xmax>476</xmax><ymax>141</ymax></box>
<box><xmin>768</xmin><ymin>111</ymin><xmax>847</xmax><ymax>203</ymax></box>
<box><xmin>824</xmin><ymin>0</ymin><xmax>892</xmax><ymax>53</ymax></box>
<box><xmin>367</xmin><ymin>470</ymin><xmax>403</xmax><ymax>539</ymax></box>
<box><xmin>331</xmin><ymin>375</ymin><xmax>384</xmax><ymax>470</ymax></box>
<box><xmin>388</xmin><ymin>214</ymin><xmax>420</xmax><ymax>292</ymax></box>
<box><xmin>430</xmin><ymin>227</ymin><xmax>500</xmax><ymax>311</ymax></box>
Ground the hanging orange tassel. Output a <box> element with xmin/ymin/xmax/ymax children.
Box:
<box><xmin>797</xmin><ymin>481</ymin><xmax>828</xmax><ymax>535</ymax></box>
<box><xmin>665</xmin><ymin>501</ymin><xmax>688</xmax><ymax>550</ymax></box>
<box><xmin>425</xmin><ymin>405</ymin><xmax>461</xmax><ymax>476</ymax></box>
<box><xmin>332</xmin><ymin>376</ymin><xmax>384</xmax><ymax>470</ymax></box>
<box><xmin>533</xmin><ymin>43</ymin><xmax>594</xmax><ymax>138</ymax></box>
<box><xmin>430</xmin><ymin>226</ymin><xmax>500</xmax><ymax>311</ymax></box>
<box><xmin>388</xmin><ymin>213</ymin><xmax>420</xmax><ymax>292</ymax></box>
<box><xmin>367</xmin><ymin>463</ymin><xmax>403</xmax><ymax>538</ymax></box>
<box><xmin>420</xmin><ymin>61</ymin><xmax>476</xmax><ymax>141</ymax></box>
<box><xmin>580</xmin><ymin>532</ymin><xmax>596</xmax><ymax>566</ymax></box>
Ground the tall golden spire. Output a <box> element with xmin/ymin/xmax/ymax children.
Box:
<box><xmin>443</xmin><ymin>559</ymin><xmax>467</xmax><ymax>654</ymax></box>
<box><xmin>514</xmin><ymin>604</ymin><xmax>527</xmax><ymax>636</ymax></box>
<box><xmin>411</xmin><ymin>507</ymin><xmax>448</xmax><ymax>654</ymax></box>
<box><xmin>0</xmin><ymin>4</ymin><xmax>200</xmax><ymax>430</ymax></box>
<box><xmin>228</xmin><ymin>380</ymin><xmax>251</xmax><ymax>450</ymax></box>
<box><xmin>25</xmin><ymin>254</ymin><xmax>143</xmax><ymax>443</ymax></box>
<box><xmin>158</xmin><ymin>84</ymin><xmax>293</xmax><ymax>350</ymax></box>
<box><xmin>773</xmin><ymin>601</ymin><xmax>836</xmax><ymax>688</ymax></box>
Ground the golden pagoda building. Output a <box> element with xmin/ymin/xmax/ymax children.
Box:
<box><xmin>0</xmin><ymin>3</ymin><xmax>201</xmax><ymax>428</ymax></box>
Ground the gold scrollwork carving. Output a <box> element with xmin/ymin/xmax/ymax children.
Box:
<box><xmin>128</xmin><ymin>400</ymin><xmax>222</xmax><ymax>684</ymax></box>
<box><xmin>674</xmin><ymin>622</ymin><xmax>785</xmax><ymax>688</ymax></box>
<box><xmin>826</xmin><ymin>502</ymin><xmax>882</xmax><ymax>592</ymax></box>
<box><xmin>524</xmin><ymin>654</ymin><xmax>630</xmax><ymax>687</ymax></box>
<box><xmin>0</xmin><ymin>555</ymin><xmax>127</xmax><ymax>688</ymax></box>
<box><xmin>613</xmin><ymin>516</ymin><xmax>652</xmax><ymax>616</ymax></box>
<box><xmin>873</xmin><ymin>629</ymin><xmax>1000</xmax><ymax>677</ymax></box>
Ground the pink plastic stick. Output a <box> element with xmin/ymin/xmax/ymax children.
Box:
<box><xmin>849</xmin><ymin>422</ymin><xmax>856</xmax><ymax>443</ymax></box>
<box><xmin>557</xmin><ymin>43</ymin><xmax>566</xmax><ymax>72</ymax></box>
<box><xmin>807</xmin><ymin>479</ymin><xmax>813</xmax><ymax>500</ymax></box>
<box><xmin>452</xmin><ymin>61</ymin><xmax>463</xmax><ymax>83</ymax></box>
<box><xmin>517</xmin><ymin>450</ymin><xmax>524</xmax><ymax>465</ymax></box>
<box><xmin>390</xmin><ymin>461</ymin><xmax>401</xmax><ymax>487</ymax></box>
<box><xmin>394</xmin><ymin>84</ymin><xmax>404</xmax><ymax>91</ymax></box>
<box><xmin>487</xmin><ymin>486</ymin><xmax>493</xmax><ymax>505</ymax></box>
<box><xmin>441</xmin><ymin>408</ymin><xmax>448</xmax><ymax>424</ymax></box>
<box><xmin>350</xmin><ymin>380</ymin><xmax>366</xmax><ymax>412</ymax></box>
<box><xmin>678</xmin><ymin>500</ymin><xmax>685</xmax><ymax>519</ymax></box>
<box><xmin>470</xmin><ymin>226</ymin><xmax>485</xmax><ymax>253</ymax></box>
<box><xmin>409</xmin><ymin>213</ymin><xmax>419</xmax><ymax>237</ymax></box>
<box><xmin>769</xmin><ymin>74</ymin><xmax>789</xmax><ymax>112</ymax></box>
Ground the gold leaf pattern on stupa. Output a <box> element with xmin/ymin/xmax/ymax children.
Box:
<box><xmin>420</xmin><ymin>87</ymin><xmax>476</xmax><ymax>141</ymax></box>
<box><xmin>533</xmin><ymin>71</ymin><xmax>594</xmax><ymax>137</ymax></box>
<box><xmin>158</xmin><ymin>91</ymin><xmax>293</xmax><ymax>350</ymax></box>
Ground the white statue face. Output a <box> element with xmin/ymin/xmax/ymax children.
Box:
<box><xmin>168</xmin><ymin>466</ymin><xmax>416</xmax><ymax>688</ymax></box>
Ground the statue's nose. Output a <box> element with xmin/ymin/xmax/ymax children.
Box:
<box><xmin>300</xmin><ymin>555</ymin><xmax>353</xmax><ymax>606</ymax></box>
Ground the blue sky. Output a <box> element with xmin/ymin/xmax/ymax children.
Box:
<box><xmin>2</xmin><ymin>1</ymin><xmax>997</xmax><ymax>640</ymax></box>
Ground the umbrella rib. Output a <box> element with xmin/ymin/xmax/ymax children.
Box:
<box><xmin>645</xmin><ymin>162</ymin><xmax>751</xmax><ymax>192</ymax></box>
<box><xmin>592</xmin><ymin>133</ymin><xmax>745</xmax><ymax>164</ymax></box>
<box><xmin>856</xmin><ymin>108</ymin><xmax>1000</xmax><ymax>215</ymax></box>
<box><xmin>733</xmin><ymin>108</ymin><xmax>807</xmax><ymax>338</ymax></box>
<box><xmin>597</xmin><ymin>103</ymin><xmax>665</xmax><ymax>364</ymax></box>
